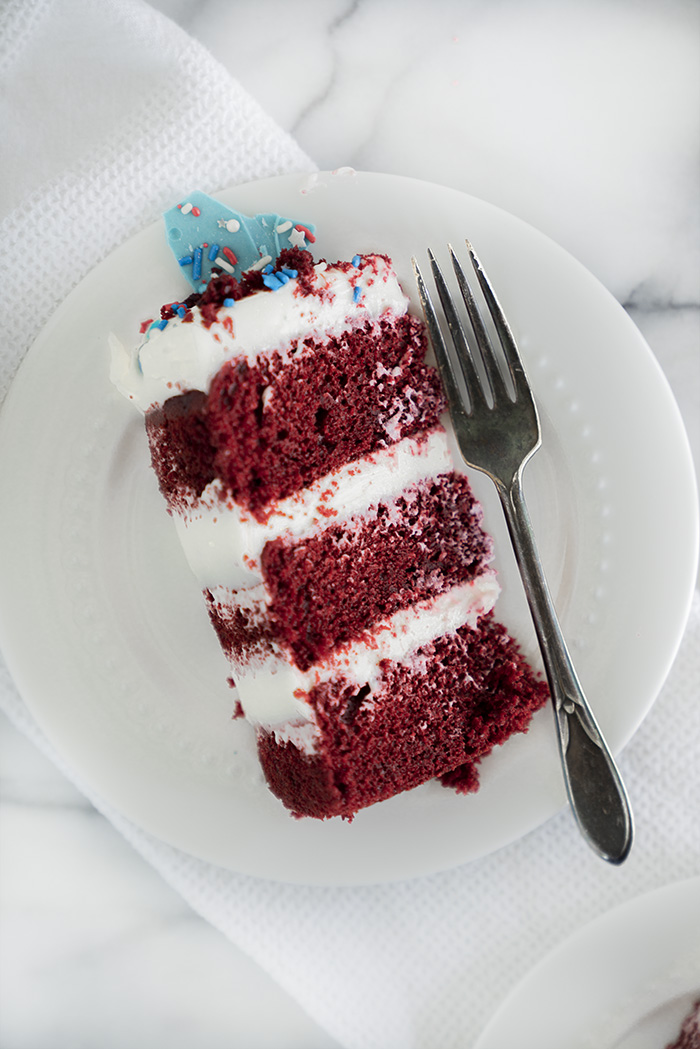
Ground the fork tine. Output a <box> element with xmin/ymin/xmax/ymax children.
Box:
<box><xmin>412</xmin><ymin>256</ymin><xmax>470</xmax><ymax>421</ymax></box>
<box><xmin>449</xmin><ymin>245</ymin><xmax>511</xmax><ymax>405</ymax></box>
<box><xmin>426</xmin><ymin>249</ymin><xmax>488</xmax><ymax>412</ymax></box>
<box><xmin>465</xmin><ymin>239</ymin><xmax>529</xmax><ymax>398</ymax></box>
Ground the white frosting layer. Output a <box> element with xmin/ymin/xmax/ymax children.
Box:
<box><xmin>110</xmin><ymin>255</ymin><xmax>408</xmax><ymax>411</ymax></box>
<box><xmin>228</xmin><ymin>573</ymin><xmax>500</xmax><ymax>732</ymax></box>
<box><xmin>174</xmin><ymin>429</ymin><xmax>453</xmax><ymax>589</ymax></box>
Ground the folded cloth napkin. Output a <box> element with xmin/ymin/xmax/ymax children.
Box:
<box><xmin>1</xmin><ymin>2</ymin><xmax>699</xmax><ymax>1048</ymax></box>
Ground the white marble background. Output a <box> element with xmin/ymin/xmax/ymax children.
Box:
<box><xmin>1</xmin><ymin>1</ymin><xmax>698</xmax><ymax>1047</ymax></box>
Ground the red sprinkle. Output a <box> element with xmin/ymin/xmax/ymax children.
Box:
<box><xmin>139</xmin><ymin>318</ymin><xmax>153</xmax><ymax>333</ymax></box>
<box><xmin>295</xmin><ymin>224</ymin><xmax>316</xmax><ymax>243</ymax></box>
<box><xmin>191</xmin><ymin>206</ymin><xmax>201</xmax><ymax>216</ymax></box>
<box><xmin>222</xmin><ymin>247</ymin><xmax>238</xmax><ymax>265</ymax></box>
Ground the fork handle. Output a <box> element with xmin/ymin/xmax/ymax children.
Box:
<box><xmin>496</xmin><ymin>470</ymin><xmax>633</xmax><ymax>864</ymax></box>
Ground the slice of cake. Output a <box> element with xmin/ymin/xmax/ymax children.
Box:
<box><xmin>110</xmin><ymin>190</ymin><xmax>548</xmax><ymax>819</ymax></box>
<box><xmin>666</xmin><ymin>1000</ymin><xmax>700</xmax><ymax>1049</ymax></box>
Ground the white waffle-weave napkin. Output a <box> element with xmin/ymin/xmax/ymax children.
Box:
<box><xmin>1</xmin><ymin>2</ymin><xmax>699</xmax><ymax>1047</ymax></box>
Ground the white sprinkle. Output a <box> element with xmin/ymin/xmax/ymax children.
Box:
<box><xmin>289</xmin><ymin>227</ymin><xmax>307</xmax><ymax>249</ymax></box>
<box><xmin>215</xmin><ymin>256</ymin><xmax>234</xmax><ymax>272</ymax></box>
<box><xmin>249</xmin><ymin>255</ymin><xmax>272</xmax><ymax>271</ymax></box>
<box><xmin>275</xmin><ymin>220</ymin><xmax>292</xmax><ymax>234</ymax></box>
<box><xmin>180</xmin><ymin>202</ymin><xmax>193</xmax><ymax>215</ymax></box>
<box><xmin>226</xmin><ymin>219</ymin><xmax>240</xmax><ymax>233</ymax></box>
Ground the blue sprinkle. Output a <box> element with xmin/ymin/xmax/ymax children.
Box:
<box><xmin>276</xmin><ymin>271</ymin><xmax>290</xmax><ymax>284</ymax></box>
<box><xmin>281</xmin><ymin>267</ymin><xmax>298</xmax><ymax>278</ymax></box>
<box><xmin>352</xmin><ymin>254</ymin><xmax>361</xmax><ymax>268</ymax></box>
<box><xmin>353</xmin><ymin>285</ymin><xmax>362</xmax><ymax>303</ymax></box>
<box><xmin>262</xmin><ymin>263</ymin><xmax>274</xmax><ymax>274</ymax></box>
<box><xmin>193</xmin><ymin>247</ymin><xmax>203</xmax><ymax>281</ymax></box>
<box><xmin>177</xmin><ymin>306</ymin><xmax>187</xmax><ymax>318</ymax></box>
<box><xmin>208</xmin><ymin>244</ymin><xmax>219</xmax><ymax>261</ymax></box>
<box><xmin>262</xmin><ymin>273</ymin><xmax>284</xmax><ymax>290</ymax></box>
<box><xmin>178</xmin><ymin>255</ymin><xmax>193</xmax><ymax>266</ymax></box>
<box><xmin>155</xmin><ymin>318</ymin><xmax>168</xmax><ymax>330</ymax></box>
<box><xmin>223</xmin><ymin>297</ymin><xmax>235</xmax><ymax>307</ymax></box>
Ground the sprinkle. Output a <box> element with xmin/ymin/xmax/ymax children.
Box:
<box><xmin>226</xmin><ymin>218</ymin><xmax>240</xmax><ymax>233</ymax></box>
<box><xmin>222</xmin><ymin>246</ymin><xmax>238</xmax><ymax>265</ymax></box>
<box><xmin>178</xmin><ymin>255</ymin><xmax>193</xmax><ymax>266</ymax></box>
<box><xmin>193</xmin><ymin>247</ymin><xmax>202</xmax><ymax>281</ymax></box>
<box><xmin>353</xmin><ymin>286</ymin><xmax>362</xmax><ymax>303</ymax></box>
<box><xmin>191</xmin><ymin>206</ymin><xmax>201</xmax><ymax>217</ymax></box>
<box><xmin>180</xmin><ymin>202</ymin><xmax>193</xmax><ymax>215</ymax></box>
<box><xmin>295</xmin><ymin>223</ymin><xmax>316</xmax><ymax>243</ymax></box>
<box><xmin>215</xmin><ymin>256</ymin><xmax>234</xmax><ymax>273</ymax></box>
<box><xmin>262</xmin><ymin>263</ymin><xmax>274</xmax><ymax>274</ymax></box>
<box><xmin>249</xmin><ymin>255</ymin><xmax>273</xmax><ymax>271</ymax></box>
<box><xmin>177</xmin><ymin>306</ymin><xmax>187</xmax><ymax>318</ymax></box>
<box><xmin>352</xmin><ymin>255</ymin><xmax>362</xmax><ymax>267</ymax></box>
<box><xmin>208</xmin><ymin>244</ymin><xmax>219</xmax><ymax>261</ymax></box>
<box><xmin>281</xmin><ymin>267</ymin><xmax>298</xmax><ymax>278</ymax></box>
<box><xmin>275</xmin><ymin>220</ymin><xmax>292</xmax><ymax>234</ymax></box>
<box><xmin>223</xmin><ymin>297</ymin><xmax>235</xmax><ymax>307</ymax></box>
<box><xmin>289</xmin><ymin>227</ymin><xmax>306</xmax><ymax>249</ymax></box>
<box><xmin>276</xmin><ymin>271</ymin><xmax>290</xmax><ymax>284</ymax></box>
<box><xmin>155</xmin><ymin>318</ymin><xmax>168</xmax><ymax>330</ymax></box>
<box><xmin>262</xmin><ymin>273</ymin><xmax>284</xmax><ymax>290</ymax></box>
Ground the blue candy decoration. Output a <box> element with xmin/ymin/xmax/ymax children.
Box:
<box><xmin>164</xmin><ymin>191</ymin><xmax>317</xmax><ymax>291</ymax></box>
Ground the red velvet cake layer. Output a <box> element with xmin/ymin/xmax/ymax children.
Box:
<box><xmin>206</xmin><ymin>313</ymin><xmax>444</xmax><ymax>517</ymax></box>
<box><xmin>261</xmin><ymin>472</ymin><xmax>493</xmax><ymax>670</ymax></box>
<box><xmin>203</xmin><ymin>589</ymin><xmax>274</xmax><ymax>673</ymax></box>
<box><xmin>257</xmin><ymin>613</ymin><xmax>549</xmax><ymax>819</ymax></box>
<box><xmin>145</xmin><ymin>390</ymin><xmax>215</xmax><ymax>511</ymax></box>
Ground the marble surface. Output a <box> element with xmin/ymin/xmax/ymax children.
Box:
<box><xmin>1</xmin><ymin>1</ymin><xmax>698</xmax><ymax>1046</ymax></box>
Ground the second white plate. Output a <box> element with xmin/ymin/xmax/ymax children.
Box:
<box><xmin>475</xmin><ymin>877</ymin><xmax>700</xmax><ymax>1049</ymax></box>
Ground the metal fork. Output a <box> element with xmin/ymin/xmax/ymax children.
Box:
<box><xmin>413</xmin><ymin>242</ymin><xmax>633</xmax><ymax>864</ymax></box>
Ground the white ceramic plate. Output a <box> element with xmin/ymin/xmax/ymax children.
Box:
<box><xmin>475</xmin><ymin>877</ymin><xmax>700</xmax><ymax>1048</ymax></box>
<box><xmin>0</xmin><ymin>171</ymin><xmax>696</xmax><ymax>884</ymax></box>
